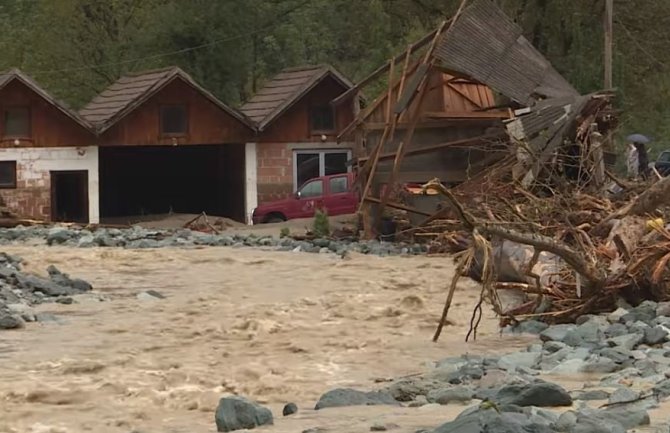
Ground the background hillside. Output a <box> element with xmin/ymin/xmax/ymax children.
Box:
<box><xmin>1</xmin><ymin>0</ymin><xmax>667</xmax><ymax>154</ymax></box>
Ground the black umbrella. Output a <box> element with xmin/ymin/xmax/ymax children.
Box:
<box><xmin>626</xmin><ymin>133</ymin><xmax>651</xmax><ymax>144</ymax></box>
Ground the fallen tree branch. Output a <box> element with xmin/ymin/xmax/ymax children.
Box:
<box><xmin>423</xmin><ymin>178</ymin><xmax>605</xmax><ymax>288</ymax></box>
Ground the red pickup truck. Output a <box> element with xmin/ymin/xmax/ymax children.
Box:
<box><xmin>252</xmin><ymin>173</ymin><xmax>358</xmax><ymax>224</ymax></box>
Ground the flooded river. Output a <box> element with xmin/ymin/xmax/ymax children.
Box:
<box><xmin>0</xmin><ymin>246</ymin><xmax>542</xmax><ymax>432</ymax></box>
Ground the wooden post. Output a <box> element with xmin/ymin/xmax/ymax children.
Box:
<box><xmin>590</xmin><ymin>126</ymin><xmax>605</xmax><ymax>189</ymax></box>
<box><xmin>604</xmin><ymin>0</ymin><xmax>613</xmax><ymax>90</ymax></box>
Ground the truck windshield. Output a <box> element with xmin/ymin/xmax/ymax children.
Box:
<box><xmin>659</xmin><ymin>152</ymin><xmax>670</xmax><ymax>163</ymax></box>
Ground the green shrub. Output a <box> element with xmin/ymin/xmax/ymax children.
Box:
<box><xmin>279</xmin><ymin>227</ymin><xmax>290</xmax><ymax>238</ymax></box>
<box><xmin>312</xmin><ymin>209</ymin><xmax>330</xmax><ymax>238</ymax></box>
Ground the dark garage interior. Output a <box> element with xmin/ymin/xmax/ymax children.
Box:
<box><xmin>51</xmin><ymin>170</ymin><xmax>89</xmax><ymax>223</ymax></box>
<box><xmin>99</xmin><ymin>144</ymin><xmax>246</xmax><ymax>222</ymax></box>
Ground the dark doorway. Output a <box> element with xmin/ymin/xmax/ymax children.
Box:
<box><xmin>99</xmin><ymin>144</ymin><xmax>246</xmax><ymax>222</ymax></box>
<box><xmin>51</xmin><ymin>170</ymin><xmax>89</xmax><ymax>223</ymax></box>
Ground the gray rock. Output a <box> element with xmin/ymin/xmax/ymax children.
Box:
<box><xmin>408</xmin><ymin>395</ymin><xmax>428</xmax><ymax>407</ymax></box>
<box><xmin>511</xmin><ymin>320</ymin><xmax>549</xmax><ymax>335</ymax></box>
<box><xmin>15</xmin><ymin>273</ymin><xmax>72</xmax><ymax>296</ymax></box>
<box><xmin>314</xmin><ymin>388</ymin><xmax>399</xmax><ymax>410</ymax></box>
<box><xmin>549</xmin><ymin>359</ymin><xmax>588</xmax><ymax>374</ymax></box>
<box><xmin>632</xmin><ymin>300</ymin><xmax>658</xmax><ymax>323</ymax></box>
<box><xmin>497</xmin><ymin>352</ymin><xmax>540</xmax><ymax>371</ymax></box>
<box><xmin>573</xmin><ymin>413</ymin><xmax>626</xmax><ymax>433</ymax></box>
<box><xmin>603</xmin><ymin>405</ymin><xmax>650</xmax><ymax>429</ymax></box>
<box><xmin>543</xmin><ymin>341</ymin><xmax>568</xmax><ymax>353</ymax></box>
<box><xmin>653</xmin><ymin>378</ymin><xmax>670</xmax><ymax>398</ymax></box>
<box><xmin>608</xmin><ymin>307</ymin><xmax>629</xmax><ymax>324</ymax></box>
<box><xmin>644</xmin><ymin>326</ymin><xmax>669</xmax><ymax>345</ymax></box>
<box><xmin>282</xmin><ymin>402</ymin><xmax>297</xmax><ymax>416</ymax></box>
<box><xmin>657</xmin><ymin>302</ymin><xmax>670</xmax><ymax>318</ymax></box>
<box><xmin>77</xmin><ymin>235</ymin><xmax>96</xmax><ymax>248</ymax></box>
<box><xmin>385</xmin><ymin>378</ymin><xmax>434</xmax><ymax>402</ymax></box>
<box><xmin>0</xmin><ymin>313</ymin><xmax>24</xmax><ymax>329</ymax></box>
<box><xmin>608</xmin><ymin>387</ymin><xmax>639</xmax><ymax>404</ymax></box>
<box><xmin>46</xmin><ymin>228</ymin><xmax>72</xmax><ymax>245</ymax></box>
<box><xmin>35</xmin><ymin>313</ymin><xmax>64</xmax><ymax>324</ymax></box>
<box><xmin>570</xmin><ymin>389</ymin><xmax>610</xmax><ymax>401</ymax></box>
<box><xmin>496</xmin><ymin>381</ymin><xmax>572</xmax><ymax>407</ymax></box>
<box><xmin>214</xmin><ymin>396</ymin><xmax>273</xmax><ymax>432</ymax></box>
<box><xmin>597</xmin><ymin>347</ymin><xmax>633</xmax><ymax>364</ymax></box>
<box><xmin>136</xmin><ymin>290</ymin><xmax>165</xmax><ymax>301</ymax></box>
<box><xmin>604</xmin><ymin>323</ymin><xmax>629</xmax><ymax>338</ymax></box>
<box><xmin>582</xmin><ymin>356</ymin><xmax>618</xmax><ymax>374</ymax></box>
<box><xmin>563</xmin><ymin>321</ymin><xmax>604</xmax><ymax>348</ymax></box>
<box><xmin>426</xmin><ymin>386</ymin><xmax>474</xmax><ymax>404</ymax></box>
<box><xmin>539</xmin><ymin>324</ymin><xmax>576</xmax><ymax>343</ymax></box>
<box><xmin>607</xmin><ymin>333</ymin><xmax>644</xmax><ymax>351</ymax></box>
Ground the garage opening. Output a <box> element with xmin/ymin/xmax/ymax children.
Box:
<box><xmin>99</xmin><ymin>144</ymin><xmax>246</xmax><ymax>222</ymax></box>
<box><xmin>51</xmin><ymin>170</ymin><xmax>89</xmax><ymax>223</ymax></box>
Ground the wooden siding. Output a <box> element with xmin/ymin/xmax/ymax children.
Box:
<box><xmin>0</xmin><ymin>80</ymin><xmax>93</xmax><ymax>148</ymax></box>
<box><xmin>99</xmin><ymin>79</ymin><xmax>254</xmax><ymax>146</ymax></box>
<box><xmin>366</xmin><ymin>68</ymin><xmax>504</xmax><ymax>124</ymax></box>
<box><xmin>257</xmin><ymin>77</ymin><xmax>354</xmax><ymax>143</ymax></box>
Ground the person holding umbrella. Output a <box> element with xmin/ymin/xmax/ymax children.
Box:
<box><xmin>626</xmin><ymin>133</ymin><xmax>651</xmax><ymax>180</ymax></box>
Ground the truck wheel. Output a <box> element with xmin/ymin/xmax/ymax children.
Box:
<box><xmin>264</xmin><ymin>214</ymin><xmax>286</xmax><ymax>223</ymax></box>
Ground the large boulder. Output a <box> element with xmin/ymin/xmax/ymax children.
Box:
<box><xmin>314</xmin><ymin>388</ymin><xmax>399</xmax><ymax>410</ymax></box>
<box><xmin>496</xmin><ymin>381</ymin><xmax>572</xmax><ymax>407</ymax></box>
<box><xmin>214</xmin><ymin>396</ymin><xmax>273</xmax><ymax>432</ymax></box>
<box><xmin>0</xmin><ymin>312</ymin><xmax>24</xmax><ymax>329</ymax></box>
<box><xmin>426</xmin><ymin>386</ymin><xmax>474</xmax><ymax>405</ymax></box>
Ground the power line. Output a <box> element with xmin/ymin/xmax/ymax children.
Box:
<box><xmin>31</xmin><ymin>0</ymin><xmax>311</xmax><ymax>75</ymax></box>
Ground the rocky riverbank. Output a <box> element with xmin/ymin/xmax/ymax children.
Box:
<box><xmin>0</xmin><ymin>252</ymin><xmax>93</xmax><ymax>329</ymax></box>
<box><xmin>0</xmin><ymin>225</ymin><xmax>428</xmax><ymax>256</ymax></box>
<box><xmin>220</xmin><ymin>300</ymin><xmax>670</xmax><ymax>432</ymax></box>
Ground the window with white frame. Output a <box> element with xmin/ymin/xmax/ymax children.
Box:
<box><xmin>293</xmin><ymin>149</ymin><xmax>351</xmax><ymax>190</ymax></box>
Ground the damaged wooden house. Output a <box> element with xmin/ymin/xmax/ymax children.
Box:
<box><xmin>337</xmin><ymin>0</ymin><xmax>616</xmax><ymax>237</ymax></box>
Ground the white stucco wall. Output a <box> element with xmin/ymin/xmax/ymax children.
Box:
<box><xmin>244</xmin><ymin>142</ymin><xmax>258</xmax><ymax>225</ymax></box>
<box><xmin>0</xmin><ymin>146</ymin><xmax>99</xmax><ymax>223</ymax></box>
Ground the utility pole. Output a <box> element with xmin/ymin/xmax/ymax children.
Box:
<box><xmin>604</xmin><ymin>0</ymin><xmax>613</xmax><ymax>89</ymax></box>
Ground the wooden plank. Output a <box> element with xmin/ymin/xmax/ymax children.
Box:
<box><xmin>358</xmin><ymin>133</ymin><xmax>507</xmax><ymax>163</ymax></box>
<box><xmin>331</xmin><ymin>28</ymin><xmax>441</xmax><ymax>106</ymax></box>
<box><xmin>394</xmin><ymin>64</ymin><xmax>430</xmax><ymax>114</ymax></box>
<box><xmin>363</xmin><ymin>118</ymin><xmax>504</xmax><ymax>130</ymax></box>
<box><xmin>337</xmin><ymin>61</ymin><xmax>421</xmax><ymax>141</ymax></box>
<box><xmin>446</xmin><ymin>82</ymin><xmax>484</xmax><ymax>109</ymax></box>
<box><xmin>364</xmin><ymin>196</ymin><xmax>431</xmax><ymax>216</ymax></box>
<box><xmin>422</xmin><ymin>111</ymin><xmax>510</xmax><ymax>119</ymax></box>
<box><xmin>357</xmin><ymin>59</ymin><xmax>396</xmax><ymax>215</ymax></box>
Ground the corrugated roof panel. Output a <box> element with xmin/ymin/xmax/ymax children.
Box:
<box><xmin>434</xmin><ymin>0</ymin><xmax>577</xmax><ymax>105</ymax></box>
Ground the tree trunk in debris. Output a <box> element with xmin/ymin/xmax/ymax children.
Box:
<box><xmin>627</xmin><ymin>175</ymin><xmax>670</xmax><ymax>216</ymax></box>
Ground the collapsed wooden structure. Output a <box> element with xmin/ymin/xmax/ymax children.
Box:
<box><xmin>334</xmin><ymin>0</ymin><xmax>670</xmax><ymax>338</ymax></box>
<box><xmin>335</xmin><ymin>0</ymin><xmax>615</xmax><ymax>239</ymax></box>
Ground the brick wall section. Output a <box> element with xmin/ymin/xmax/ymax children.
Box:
<box><xmin>1</xmin><ymin>163</ymin><xmax>51</xmax><ymax>219</ymax></box>
<box><xmin>256</xmin><ymin>142</ymin><xmax>294</xmax><ymax>203</ymax></box>
<box><xmin>0</xmin><ymin>147</ymin><xmax>99</xmax><ymax>223</ymax></box>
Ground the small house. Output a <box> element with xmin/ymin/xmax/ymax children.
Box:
<box><xmin>242</xmin><ymin>65</ymin><xmax>357</xmax><ymax>204</ymax></box>
<box><xmin>0</xmin><ymin>69</ymin><xmax>97</xmax><ymax>223</ymax></box>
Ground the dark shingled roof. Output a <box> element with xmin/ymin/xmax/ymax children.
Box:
<box><xmin>434</xmin><ymin>0</ymin><xmax>578</xmax><ymax>106</ymax></box>
<box><xmin>0</xmin><ymin>68</ymin><xmax>92</xmax><ymax>131</ymax></box>
<box><xmin>241</xmin><ymin>64</ymin><xmax>353</xmax><ymax>131</ymax></box>
<box><xmin>80</xmin><ymin>66</ymin><xmax>254</xmax><ymax>132</ymax></box>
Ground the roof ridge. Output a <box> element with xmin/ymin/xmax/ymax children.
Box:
<box><xmin>123</xmin><ymin>66</ymin><xmax>179</xmax><ymax>77</ymax></box>
<box><xmin>279</xmin><ymin>64</ymin><xmax>326</xmax><ymax>73</ymax></box>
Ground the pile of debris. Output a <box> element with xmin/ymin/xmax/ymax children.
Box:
<box><xmin>335</xmin><ymin>0</ymin><xmax>670</xmax><ymax>337</ymax></box>
<box><xmin>0</xmin><ymin>253</ymin><xmax>92</xmax><ymax>329</ymax></box>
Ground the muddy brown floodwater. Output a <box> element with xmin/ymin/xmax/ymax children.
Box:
<box><xmin>0</xmin><ymin>246</ymin><xmax>537</xmax><ymax>433</ymax></box>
